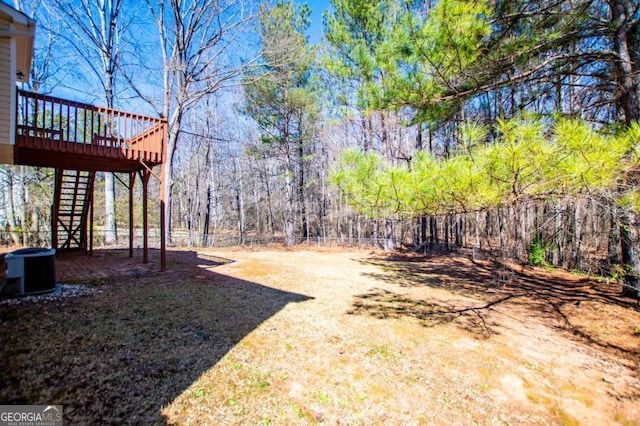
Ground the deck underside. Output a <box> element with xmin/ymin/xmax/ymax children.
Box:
<box><xmin>14</xmin><ymin>145</ymin><xmax>159</xmax><ymax>172</ymax></box>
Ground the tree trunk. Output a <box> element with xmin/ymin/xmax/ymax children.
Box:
<box><xmin>610</xmin><ymin>0</ymin><xmax>640</xmax><ymax>125</ymax></box>
<box><xmin>104</xmin><ymin>172</ymin><xmax>117</xmax><ymax>244</ymax></box>
<box><xmin>203</xmin><ymin>186</ymin><xmax>211</xmax><ymax>247</ymax></box>
<box><xmin>284</xmin><ymin>155</ymin><xmax>295</xmax><ymax>246</ymax></box>
<box><xmin>475</xmin><ymin>211</ymin><xmax>481</xmax><ymax>249</ymax></box>
<box><xmin>553</xmin><ymin>201</ymin><xmax>564</xmax><ymax>266</ymax></box>
<box><xmin>513</xmin><ymin>203</ymin><xmax>525</xmax><ymax>261</ymax></box>
<box><xmin>608</xmin><ymin>202</ymin><xmax>621</xmax><ymax>263</ymax></box>
<box><xmin>163</xmin><ymin>140</ymin><xmax>175</xmax><ymax>246</ymax></box>
<box><xmin>430</xmin><ymin>216</ymin><xmax>438</xmax><ymax>246</ymax></box>
<box><xmin>298</xmin><ymin>138</ymin><xmax>308</xmax><ymax>239</ymax></box>
<box><xmin>267</xmin><ymin>169</ymin><xmax>275</xmax><ymax>235</ymax></box>
<box><xmin>252</xmin><ymin>178</ymin><xmax>261</xmax><ymax>237</ymax></box>
<box><xmin>380</xmin><ymin>111</ymin><xmax>391</xmax><ymax>161</ymax></box>
<box><xmin>574</xmin><ymin>199</ymin><xmax>584</xmax><ymax>270</ymax></box>
<box><xmin>444</xmin><ymin>216</ymin><xmax>450</xmax><ymax>251</ymax></box>
<box><xmin>103</xmin><ymin>78</ymin><xmax>117</xmax><ymax>245</ymax></box>
<box><xmin>319</xmin><ymin>167</ymin><xmax>327</xmax><ymax>239</ymax></box>
<box><xmin>231</xmin><ymin>158</ymin><xmax>245</xmax><ymax>244</ymax></box>
<box><xmin>17</xmin><ymin>167</ymin><xmax>28</xmax><ymax>245</ymax></box>
<box><xmin>620</xmin><ymin>209</ymin><xmax>640</xmax><ymax>298</ymax></box>
<box><xmin>610</xmin><ymin>0</ymin><xmax>640</xmax><ymax>297</ymax></box>
<box><xmin>372</xmin><ymin>219</ymin><xmax>380</xmax><ymax>248</ymax></box>
<box><xmin>455</xmin><ymin>214</ymin><xmax>463</xmax><ymax>247</ymax></box>
<box><xmin>498</xmin><ymin>209</ymin><xmax>505</xmax><ymax>255</ymax></box>
<box><xmin>3</xmin><ymin>168</ymin><xmax>21</xmax><ymax>245</ymax></box>
<box><xmin>385</xmin><ymin>218</ymin><xmax>395</xmax><ymax>250</ymax></box>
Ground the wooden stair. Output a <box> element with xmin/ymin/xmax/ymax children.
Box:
<box><xmin>52</xmin><ymin>169</ymin><xmax>95</xmax><ymax>252</ymax></box>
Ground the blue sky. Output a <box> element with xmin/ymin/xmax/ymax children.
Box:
<box><xmin>301</xmin><ymin>0</ymin><xmax>332</xmax><ymax>43</ymax></box>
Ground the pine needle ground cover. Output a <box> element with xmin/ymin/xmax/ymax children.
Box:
<box><xmin>1</xmin><ymin>248</ymin><xmax>639</xmax><ymax>425</ymax></box>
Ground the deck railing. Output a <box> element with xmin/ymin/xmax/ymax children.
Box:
<box><xmin>16</xmin><ymin>90</ymin><xmax>166</xmax><ymax>165</ymax></box>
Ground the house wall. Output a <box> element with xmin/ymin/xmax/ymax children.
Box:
<box><xmin>0</xmin><ymin>20</ymin><xmax>16</xmax><ymax>164</ymax></box>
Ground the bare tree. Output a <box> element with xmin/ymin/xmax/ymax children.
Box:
<box><xmin>0</xmin><ymin>1</ymin><xmax>64</xmax><ymax>247</ymax></box>
<box><xmin>48</xmin><ymin>0</ymin><xmax>134</xmax><ymax>244</ymax></box>
<box><xmin>138</xmin><ymin>0</ymin><xmax>259</xmax><ymax>242</ymax></box>
<box><xmin>15</xmin><ymin>0</ymin><xmax>64</xmax><ymax>93</ymax></box>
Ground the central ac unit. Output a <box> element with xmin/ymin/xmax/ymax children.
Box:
<box><xmin>4</xmin><ymin>248</ymin><xmax>56</xmax><ymax>296</ymax></box>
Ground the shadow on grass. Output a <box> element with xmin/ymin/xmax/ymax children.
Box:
<box><xmin>0</xmin><ymin>248</ymin><xmax>311</xmax><ymax>425</ymax></box>
<box><xmin>353</xmin><ymin>252</ymin><xmax>640</xmax><ymax>357</ymax></box>
<box><xmin>348</xmin><ymin>287</ymin><xmax>521</xmax><ymax>338</ymax></box>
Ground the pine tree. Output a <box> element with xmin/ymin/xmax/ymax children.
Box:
<box><xmin>244</xmin><ymin>1</ymin><xmax>319</xmax><ymax>245</ymax></box>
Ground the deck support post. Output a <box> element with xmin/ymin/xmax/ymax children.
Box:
<box><xmin>160</xmin><ymin>163</ymin><xmax>166</xmax><ymax>272</ymax></box>
<box><xmin>89</xmin><ymin>172</ymin><xmax>95</xmax><ymax>256</ymax></box>
<box><xmin>141</xmin><ymin>169</ymin><xmax>151</xmax><ymax>264</ymax></box>
<box><xmin>80</xmin><ymin>172</ymin><xmax>93</xmax><ymax>255</ymax></box>
<box><xmin>129</xmin><ymin>171</ymin><xmax>136</xmax><ymax>258</ymax></box>
<box><xmin>160</xmin><ymin>162</ymin><xmax>167</xmax><ymax>272</ymax></box>
<box><xmin>51</xmin><ymin>168</ymin><xmax>62</xmax><ymax>252</ymax></box>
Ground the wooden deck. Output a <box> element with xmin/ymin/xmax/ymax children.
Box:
<box><xmin>11</xmin><ymin>90</ymin><xmax>168</xmax><ymax>271</ymax></box>
<box><xmin>14</xmin><ymin>90</ymin><xmax>166</xmax><ymax>172</ymax></box>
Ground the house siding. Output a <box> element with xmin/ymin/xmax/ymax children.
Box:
<box><xmin>0</xmin><ymin>33</ymin><xmax>15</xmax><ymax>163</ymax></box>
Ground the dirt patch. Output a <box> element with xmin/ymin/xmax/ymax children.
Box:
<box><xmin>1</xmin><ymin>248</ymin><xmax>639</xmax><ymax>425</ymax></box>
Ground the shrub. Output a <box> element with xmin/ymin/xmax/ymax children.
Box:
<box><xmin>528</xmin><ymin>236</ymin><xmax>547</xmax><ymax>267</ymax></box>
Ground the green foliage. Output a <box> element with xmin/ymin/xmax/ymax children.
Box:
<box><xmin>331</xmin><ymin>149</ymin><xmax>393</xmax><ymax>217</ymax></box>
<box><xmin>381</xmin><ymin>0</ymin><xmax>492</xmax><ymax>114</ymax></box>
<box><xmin>324</xmin><ymin>0</ymin><xmax>493</xmax><ymax>121</ymax></box>
<box><xmin>244</xmin><ymin>1</ymin><xmax>319</xmax><ymax>153</ymax></box>
<box><xmin>552</xmin><ymin>119</ymin><xmax>631</xmax><ymax>193</ymax></box>
<box><xmin>323</xmin><ymin>0</ymin><xmax>398</xmax><ymax>110</ymax></box>
<box><xmin>528</xmin><ymin>236</ymin><xmax>547</xmax><ymax>267</ymax></box>
<box><xmin>331</xmin><ymin>117</ymin><xmax>639</xmax><ymax>218</ymax></box>
<box><xmin>483</xmin><ymin>117</ymin><xmax>550</xmax><ymax>200</ymax></box>
<box><xmin>323</xmin><ymin>0</ymin><xmax>634</xmax><ymax>129</ymax></box>
<box><xmin>458</xmin><ymin>121</ymin><xmax>488</xmax><ymax>155</ymax></box>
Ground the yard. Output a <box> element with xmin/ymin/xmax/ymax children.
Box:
<box><xmin>1</xmin><ymin>247</ymin><xmax>639</xmax><ymax>425</ymax></box>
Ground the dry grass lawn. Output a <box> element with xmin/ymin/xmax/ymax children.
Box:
<box><xmin>1</xmin><ymin>247</ymin><xmax>639</xmax><ymax>425</ymax></box>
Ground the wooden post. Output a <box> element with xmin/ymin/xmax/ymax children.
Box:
<box><xmin>129</xmin><ymin>171</ymin><xmax>136</xmax><ymax>258</ymax></box>
<box><xmin>142</xmin><ymin>169</ymin><xmax>150</xmax><ymax>264</ymax></box>
<box><xmin>89</xmin><ymin>172</ymin><xmax>95</xmax><ymax>256</ymax></box>
<box><xmin>160</xmin><ymin>162</ymin><xmax>166</xmax><ymax>272</ymax></box>
<box><xmin>51</xmin><ymin>168</ymin><xmax>62</xmax><ymax>251</ymax></box>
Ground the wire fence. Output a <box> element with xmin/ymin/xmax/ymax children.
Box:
<box><xmin>0</xmin><ymin>227</ymin><xmax>619</xmax><ymax>271</ymax></box>
<box><xmin>0</xmin><ymin>229</ymin><xmax>408</xmax><ymax>251</ymax></box>
<box><xmin>0</xmin><ymin>228</ymin><xmax>523</xmax><ymax>271</ymax></box>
